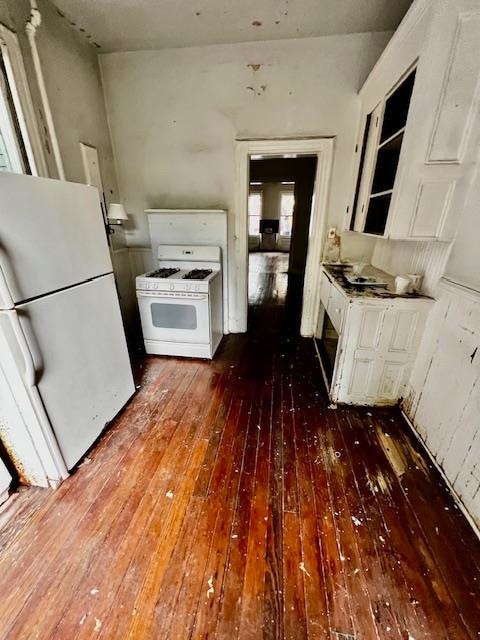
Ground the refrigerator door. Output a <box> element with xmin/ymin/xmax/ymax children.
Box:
<box><xmin>0</xmin><ymin>458</ymin><xmax>11</xmax><ymax>504</ymax></box>
<box><xmin>17</xmin><ymin>273</ymin><xmax>135</xmax><ymax>470</ymax></box>
<box><xmin>0</xmin><ymin>172</ymin><xmax>112</xmax><ymax>308</ymax></box>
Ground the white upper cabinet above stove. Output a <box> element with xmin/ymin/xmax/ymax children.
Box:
<box><xmin>349</xmin><ymin>0</ymin><xmax>480</xmax><ymax>242</ymax></box>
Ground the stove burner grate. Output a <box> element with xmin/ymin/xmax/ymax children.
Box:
<box><xmin>183</xmin><ymin>269</ymin><xmax>213</xmax><ymax>281</ymax></box>
<box><xmin>147</xmin><ymin>268</ymin><xmax>180</xmax><ymax>279</ymax></box>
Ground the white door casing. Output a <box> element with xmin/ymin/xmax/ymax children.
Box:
<box><xmin>233</xmin><ymin>138</ymin><xmax>334</xmax><ymax>336</ymax></box>
<box><xmin>80</xmin><ymin>142</ymin><xmax>106</xmax><ymax>216</ymax></box>
<box><xmin>0</xmin><ymin>22</ymin><xmax>48</xmax><ymax>177</ymax></box>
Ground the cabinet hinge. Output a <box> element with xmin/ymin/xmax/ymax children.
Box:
<box><xmin>375</xmin><ymin>116</ymin><xmax>379</xmax><ymax>126</ymax></box>
<box><xmin>361</xmin><ymin>204</ymin><xmax>365</xmax><ymax>212</ymax></box>
<box><xmin>355</xmin><ymin>144</ymin><xmax>358</xmax><ymax>153</ymax></box>
<box><xmin>346</xmin><ymin>205</ymin><xmax>349</xmax><ymax>213</ymax></box>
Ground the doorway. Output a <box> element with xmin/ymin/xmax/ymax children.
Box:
<box><xmin>232</xmin><ymin>138</ymin><xmax>334</xmax><ymax>336</ymax></box>
<box><xmin>247</xmin><ymin>156</ymin><xmax>317</xmax><ymax>332</ymax></box>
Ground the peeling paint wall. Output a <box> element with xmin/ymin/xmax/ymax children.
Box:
<box><xmin>404</xmin><ymin>280</ymin><xmax>480</xmax><ymax>526</ymax></box>
<box><xmin>402</xmin><ymin>164</ymin><xmax>480</xmax><ymax>527</ymax></box>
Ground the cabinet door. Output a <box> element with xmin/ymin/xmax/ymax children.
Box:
<box><xmin>333</xmin><ymin>302</ymin><xmax>386</xmax><ymax>404</ymax></box>
<box><xmin>326</xmin><ymin>284</ymin><xmax>347</xmax><ymax>335</ymax></box>
<box><xmin>352</xmin><ymin>103</ymin><xmax>383</xmax><ymax>233</ymax></box>
<box><xmin>387</xmin><ymin>2</ymin><xmax>480</xmax><ymax>241</ymax></box>
<box><xmin>334</xmin><ymin>301</ymin><xmax>429</xmax><ymax>405</ymax></box>
<box><xmin>319</xmin><ymin>270</ymin><xmax>332</xmax><ymax>310</ymax></box>
<box><xmin>0</xmin><ymin>457</ymin><xmax>11</xmax><ymax>503</ymax></box>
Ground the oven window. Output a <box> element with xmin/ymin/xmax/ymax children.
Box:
<box><xmin>150</xmin><ymin>303</ymin><xmax>198</xmax><ymax>330</ymax></box>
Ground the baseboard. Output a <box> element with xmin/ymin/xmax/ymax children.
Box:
<box><xmin>400</xmin><ymin>408</ymin><xmax>480</xmax><ymax>541</ymax></box>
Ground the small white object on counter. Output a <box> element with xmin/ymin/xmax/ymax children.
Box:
<box><xmin>395</xmin><ymin>276</ymin><xmax>412</xmax><ymax>295</ymax></box>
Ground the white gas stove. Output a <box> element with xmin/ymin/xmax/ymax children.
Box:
<box><xmin>136</xmin><ymin>245</ymin><xmax>223</xmax><ymax>358</ymax></box>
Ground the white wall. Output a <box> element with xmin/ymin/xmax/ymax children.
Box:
<box><xmin>100</xmin><ymin>32</ymin><xmax>392</xmax><ymax>249</ymax></box>
<box><xmin>405</xmin><ymin>280</ymin><xmax>480</xmax><ymax>528</ymax></box>
<box><xmin>444</xmin><ymin>166</ymin><xmax>480</xmax><ymax>290</ymax></box>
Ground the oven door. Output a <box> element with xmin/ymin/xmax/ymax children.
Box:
<box><xmin>137</xmin><ymin>290</ymin><xmax>210</xmax><ymax>344</ymax></box>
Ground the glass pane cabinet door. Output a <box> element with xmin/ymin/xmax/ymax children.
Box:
<box><xmin>353</xmin><ymin>68</ymin><xmax>416</xmax><ymax>236</ymax></box>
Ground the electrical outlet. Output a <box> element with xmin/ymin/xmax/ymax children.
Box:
<box><xmin>327</xmin><ymin>227</ymin><xmax>336</xmax><ymax>239</ymax></box>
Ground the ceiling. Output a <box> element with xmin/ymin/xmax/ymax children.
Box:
<box><xmin>52</xmin><ymin>0</ymin><xmax>413</xmax><ymax>53</ymax></box>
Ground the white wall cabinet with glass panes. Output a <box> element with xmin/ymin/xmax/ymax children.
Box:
<box><xmin>350</xmin><ymin>69</ymin><xmax>416</xmax><ymax>237</ymax></box>
<box><xmin>349</xmin><ymin>0</ymin><xmax>480</xmax><ymax>242</ymax></box>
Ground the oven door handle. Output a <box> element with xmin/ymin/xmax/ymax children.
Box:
<box><xmin>136</xmin><ymin>290</ymin><xmax>208</xmax><ymax>301</ymax></box>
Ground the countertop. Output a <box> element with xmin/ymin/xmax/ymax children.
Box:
<box><xmin>323</xmin><ymin>264</ymin><xmax>433</xmax><ymax>301</ymax></box>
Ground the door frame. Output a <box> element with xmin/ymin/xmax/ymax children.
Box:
<box><xmin>232</xmin><ymin>137</ymin><xmax>334</xmax><ymax>336</ymax></box>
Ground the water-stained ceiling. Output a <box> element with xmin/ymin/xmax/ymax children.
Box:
<box><xmin>52</xmin><ymin>0</ymin><xmax>413</xmax><ymax>52</ymax></box>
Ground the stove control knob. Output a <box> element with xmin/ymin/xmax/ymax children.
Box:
<box><xmin>169</xmin><ymin>284</ymin><xmax>174</xmax><ymax>291</ymax></box>
<box><xmin>186</xmin><ymin>284</ymin><xmax>191</xmax><ymax>291</ymax></box>
<box><xmin>195</xmin><ymin>284</ymin><xmax>200</xmax><ymax>292</ymax></box>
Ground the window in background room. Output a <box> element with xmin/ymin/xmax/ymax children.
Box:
<box><xmin>248</xmin><ymin>191</ymin><xmax>262</xmax><ymax>235</ymax></box>
<box><xmin>280</xmin><ymin>191</ymin><xmax>295</xmax><ymax>236</ymax></box>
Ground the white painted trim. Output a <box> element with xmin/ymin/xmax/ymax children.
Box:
<box><xmin>400</xmin><ymin>408</ymin><xmax>480</xmax><ymax>540</ymax></box>
<box><xmin>438</xmin><ymin>276</ymin><xmax>480</xmax><ymax>300</ymax></box>
<box><xmin>25</xmin><ymin>4</ymin><xmax>65</xmax><ymax>180</ymax></box>
<box><xmin>359</xmin><ymin>0</ymin><xmax>430</xmax><ymax>100</ymax></box>
<box><xmin>0</xmin><ymin>23</ymin><xmax>47</xmax><ymax>176</ymax></box>
<box><xmin>233</xmin><ymin>137</ymin><xmax>334</xmax><ymax>336</ymax></box>
<box><xmin>0</xmin><ymin>66</ymin><xmax>24</xmax><ymax>172</ymax></box>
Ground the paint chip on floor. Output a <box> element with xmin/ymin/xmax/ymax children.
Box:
<box><xmin>299</xmin><ymin>562</ymin><xmax>311</xmax><ymax>577</ymax></box>
<box><xmin>207</xmin><ymin>576</ymin><xmax>215</xmax><ymax>598</ymax></box>
<box><xmin>165</xmin><ymin>490</ymin><xmax>174</xmax><ymax>499</ymax></box>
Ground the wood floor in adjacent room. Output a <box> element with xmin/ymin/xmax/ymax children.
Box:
<box><xmin>0</xmin><ymin>252</ymin><xmax>479</xmax><ymax>639</ymax></box>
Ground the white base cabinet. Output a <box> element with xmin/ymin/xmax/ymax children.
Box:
<box><xmin>318</xmin><ymin>267</ymin><xmax>433</xmax><ymax>406</ymax></box>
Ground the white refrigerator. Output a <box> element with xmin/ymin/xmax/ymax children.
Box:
<box><xmin>0</xmin><ymin>458</ymin><xmax>11</xmax><ymax>504</ymax></box>
<box><xmin>0</xmin><ymin>172</ymin><xmax>135</xmax><ymax>487</ymax></box>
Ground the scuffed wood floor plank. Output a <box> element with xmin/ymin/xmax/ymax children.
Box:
<box><xmin>0</xmin><ymin>253</ymin><xmax>479</xmax><ymax>640</ymax></box>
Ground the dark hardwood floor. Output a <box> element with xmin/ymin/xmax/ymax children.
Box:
<box><xmin>0</xmin><ymin>252</ymin><xmax>479</xmax><ymax>639</ymax></box>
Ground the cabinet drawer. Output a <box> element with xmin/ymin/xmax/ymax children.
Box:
<box><xmin>326</xmin><ymin>285</ymin><xmax>347</xmax><ymax>334</ymax></box>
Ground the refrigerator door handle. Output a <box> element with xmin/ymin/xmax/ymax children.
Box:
<box><xmin>0</xmin><ymin>263</ymin><xmax>15</xmax><ymax>310</ymax></box>
<box><xmin>5</xmin><ymin>309</ymin><xmax>36</xmax><ymax>387</ymax></box>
